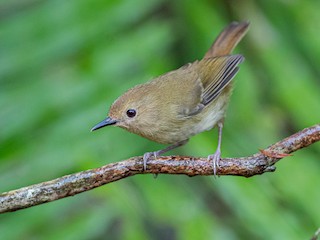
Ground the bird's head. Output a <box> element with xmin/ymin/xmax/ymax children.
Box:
<box><xmin>91</xmin><ymin>84</ymin><xmax>158</xmax><ymax>135</ymax></box>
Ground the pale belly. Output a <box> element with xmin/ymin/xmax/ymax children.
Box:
<box><xmin>190</xmin><ymin>94</ymin><xmax>228</xmax><ymax>134</ymax></box>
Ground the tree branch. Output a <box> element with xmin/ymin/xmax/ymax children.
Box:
<box><xmin>0</xmin><ymin>124</ymin><xmax>319</xmax><ymax>214</ymax></box>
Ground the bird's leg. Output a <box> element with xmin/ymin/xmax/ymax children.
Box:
<box><xmin>207</xmin><ymin>122</ymin><xmax>223</xmax><ymax>177</ymax></box>
<box><xmin>156</xmin><ymin>139</ymin><xmax>189</xmax><ymax>156</ymax></box>
<box><xmin>143</xmin><ymin>139</ymin><xmax>189</xmax><ymax>170</ymax></box>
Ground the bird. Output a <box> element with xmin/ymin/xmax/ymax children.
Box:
<box><xmin>91</xmin><ymin>21</ymin><xmax>249</xmax><ymax>175</ymax></box>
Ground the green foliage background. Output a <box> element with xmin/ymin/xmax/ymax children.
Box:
<box><xmin>0</xmin><ymin>0</ymin><xmax>319</xmax><ymax>239</ymax></box>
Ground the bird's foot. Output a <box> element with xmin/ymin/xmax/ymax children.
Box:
<box><xmin>207</xmin><ymin>149</ymin><xmax>221</xmax><ymax>177</ymax></box>
<box><xmin>143</xmin><ymin>151</ymin><xmax>159</xmax><ymax>171</ymax></box>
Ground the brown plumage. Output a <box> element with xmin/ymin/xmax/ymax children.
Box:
<box><xmin>92</xmin><ymin>21</ymin><xmax>249</xmax><ymax>174</ymax></box>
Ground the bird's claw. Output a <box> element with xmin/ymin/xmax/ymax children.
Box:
<box><xmin>143</xmin><ymin>151</ymin><xmax>158</xmax><ymax>171</ymax></box>
<box><xmin>208</xmin><ymin>150</ymin><xmax>221</xmax><ymax>177</ymax></box>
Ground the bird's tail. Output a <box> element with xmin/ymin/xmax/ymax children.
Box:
<box><xmin>203</xmin><ymin>21</ymin><xmax>249</xmax><ymax>59</ymax></box>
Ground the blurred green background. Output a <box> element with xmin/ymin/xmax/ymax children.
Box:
<box><xmin>0</xmin><ymin>0</ymin><xmax>319</xmax><ymax>239</ymax></box>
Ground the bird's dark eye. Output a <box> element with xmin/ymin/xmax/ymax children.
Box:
<box><xmin>126</xmin><ymin>109</ymin><xmax>136</xmax><ymax>118</ymax></box>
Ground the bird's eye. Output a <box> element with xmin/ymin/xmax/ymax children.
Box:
<box><xmin>126</xmin><ymin>109</ymin><xmax>136</xmax><ymax>118</ymax></box>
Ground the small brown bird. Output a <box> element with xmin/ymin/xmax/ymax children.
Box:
<box><xmin>92</xmin><ymin>21</ymin><xmax>249</xmax><ymax>174</ymax></box>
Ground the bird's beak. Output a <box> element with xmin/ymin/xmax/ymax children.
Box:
<box><xmin>91</xmin><ymin>117</ymin><xmax>118</xmax><ymax>132</ymax></box>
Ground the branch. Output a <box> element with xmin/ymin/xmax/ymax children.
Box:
<box><xmin>0</xmin><ymin>124</ymin><xmax>319</xmax><ymax>214</ymax></box>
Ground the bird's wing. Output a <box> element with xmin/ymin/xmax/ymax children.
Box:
<box><xmin>182</xmin><ymin>54</ymin><xmax>244</xmax><ymax>116</ymax></box>
<box><xmin>200</xmin><ymin>54</ymin><xmax>244</xmax><ymax>105</ymax></box>
<box><xmin>157</xmin><ymin>55</ymin><xmax>244</xmax><ymax>117</ymax></box>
